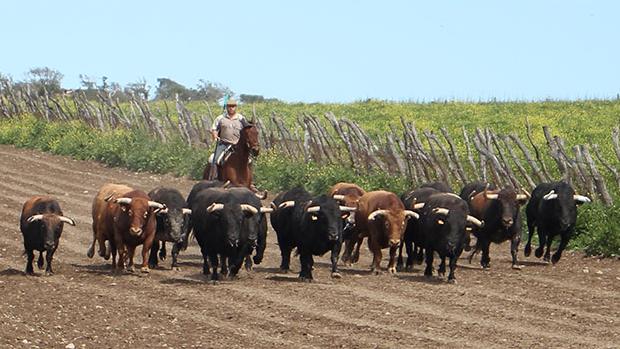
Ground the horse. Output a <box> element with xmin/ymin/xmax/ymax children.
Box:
<box><xmin>203</xmin><ymin>121</ymin><xmax>265</xmax><ymax>198</ymax></box>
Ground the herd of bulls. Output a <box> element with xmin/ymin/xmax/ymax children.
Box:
<box><xmin>19</xmin><ymin>179</ymin><xmax>590</xmax><ymax>283</ymax></box>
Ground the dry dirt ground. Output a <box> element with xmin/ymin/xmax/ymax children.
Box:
<box><xmin>0</xmin><ymin>144</ymin><xmax>618</xmax><ymax>349</ymax></box>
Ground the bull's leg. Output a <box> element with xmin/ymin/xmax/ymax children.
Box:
<box><xmin>341</xmin><ymin>238</ymin><xmax>354</xmax><ymax>265</ymax></box>
<box><xmin>25</xmin><ymin>250</ymin><xmax>35</xmax><ymax>275</ymax></box>
<box><xmin>208</xmin><ymin>253</ymin><xmax>219</xmax><ymax>281</ymax></box>
<box><xmin>424</xmin><ymin>247</ymin><xmax>434</xmax><ymax>277</ymax></box>
<box><xmin>543</xmin><ymin>234</ymin><xmax>553</xmax><ymax>263</ymax></box>
<box><xmin>37</xmin><ymin>251</ymin><xmax>44</xmax><ymax>270</ymax></box>
<box><xmin>414</xmin><ymin>245</ymin><xmax>425</xmax><ymax>265</ymax></box>
<box><xmin>438</xmin><ymin>256</ymin><xmax>446</xmax><ymax>277</ymax></box>
<box><xmin>244</xmin><ymin>255</ymin><xmax>253</xmax><ymax>272</ymax></box>
<box><xmin>126</xmin><ymin>245</ymin><xmax>136</xmax><ymax>272</ymax></box>
<box><xmin>330</xmin><ymin>241</ymin><xmax>342</xmax><ymax>278</ymax></box>
<box><xmin>351</xmin><ymin>237</ymin><xmax>364</xmax><ymax>264</ymax></box>
<box><xmin>253</xmin><ymin>222</ymin><xmax>267</xmax><ymax>265</ymax></box>
<box><xmin>220</xmin><ymin>255</ymin><xmax>229</xmax><ymax>277</ymax></box>
<box><xmin>447</xmin><ymin>255</ymin><xmax>458</xmax><ymax>283</ymax></box>
<box><xmin>87</xmin><ymin>228</ymin><xmax>96</xmax><ymax>258</ymax></box>
<box><xmin>45</xmin><ymin>248</ymin><xmax>56</xmax><ymax>275</ymax></box>
<box><xmin>404</xmin><ymin>240</ymin><xmax>415</xmax><ymax>271</ymax></box>
<box><xmin>510</xmin><ymin>234</ymin><xmax>523</xmax><ymax>269</ymax></box>
<box><xmin>279</xmin><ymin>245</ymin><xmax>293</xmax><ymax>273</ymax></box>
<box><xmin>104</xmin><ymin>240</ymin><xmax>111</xmax><ymax>260</ymax></box>
<box><xmin>171</xmin><ymin>243</ymin><xmax>181</xmax><ymax>270</ymax></box>
<box><xmin>463</xmin><ymin>230</ymin><xmax>472</xmax><ymax>252</ymax></box>
<box><xmin>524</xmin><ymin>219</ymin><xmax>536</xmax><ymax>257</ymax></box>
<box><xmin>396</xmin><ymin>243</ymin><xmax>405</xmax><ymax>271</ymax></box>
<box><xmin>388</xmin><ymin>245</ymin><xmax>399</xmax><ymax>274</ymax></box>
<box><xmin>299</xmin><ymin>251</ymin><xmax>313</xmax><ymax>281</ymax></box>
<box><xmin>467</xmin><ymin>241</ymin><xmax>480</xmax><ymax>264</ymax></box>
<box><xmin>159</xmin><ymin>243</ymin><xmax>167</xmax><ymax>261</ymax></box>
<box><xmin>551</xmin><ymin>231</ymin><xmax>570</xmax><ymax>264</ymax></box>
<box><xmin>98</xmin><ymin>235</ymin><xmax>107</xmax><ymax>258</ymax></box>
<box><xmin>148</xmin><ymin>240</ymin><xmax>160</xmax><ymax>269</ymax></box>
<box><xmin>480</xmin><ymin>240</ymin><xmax>491</xmax><ymax>269</ymax></box>
<box><xmin>199</xmin><ymin>244</ymin><xmax>210</xmax><ymax>276</ymax></box>
<box><xmin>535</xmin><ymin>229</ymin><xmax>546</xmax><ymax>259</ymax></box>
<box><xmin>139</xmin><ymin>240</ymin><xmax>152</xmax><ymax>273</ymax></box>
<box><xmin>369</xmin><ymin>240</ymin><xmax>382</xmax><ymax>275</ymax></box>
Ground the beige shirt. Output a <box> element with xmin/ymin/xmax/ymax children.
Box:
<box><xmin>211</xmin><ymin>113</ymin><xmax>246</xmax><ymax>144</ymax></box>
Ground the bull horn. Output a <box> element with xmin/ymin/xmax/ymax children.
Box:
<box><xmin>339</xmin><ymin>206</ymin><xmax>356</xmax><ymax>212</ymax></box>
<box><xmin>148</xmin><ymin>201</ymin><xmax>166</xmax><ymax>209</ymax></box>
<box><xmin>222</xmin><ymin>180</ymin><xmax>231</xmax><ymax>188</ymax></box>
<box><xmin>270</xmin><ymin>202</ymin><xmax>277</xmax><ymax>210</ymax></box>
<box><xmin>59</xmin><ymin>216</ymin><xmax>76</xmax><ymax>226</ymax></box>
<box><xmin>27</xmin><ymin>214</ymin><xmax>44</xmax><ymax>223</ymax></box>
<box><xmin>413</xmin><ymin>203</ymin><xmax>425</xmax><ymax>210</ymax></box>
<box><xmin>521</xmin><ymin>188</ymin><xmax>531</xmax><ymax>198</ymax></box>
<box><xmin>114</xmin><ymin>197</ymin><xmax>132</xmax><ymax>205</ymax></box>
<box><xmin>156</xmin><ymin>207</ymin><xmax>169</xmax><ymax>214</ymax></box>
<box><xmin>260</xmin><ymin>207</ymin><xmax>274</xmax><ymax>213</ymax></box>
<box><xmin>103</xmin><ymin>194</ymin><xmax>115</xmax><ymax>202</ymax></box>
<box><xmin>278</xmin><ymin>201</ymin><xmax>295</xmax><ymax>209</ymax></box>
<box><xmin>255</xmin><ymin>191</ymin><xmax>268</xmax><ymax>200</ymax></box>
<box><xmin>206</xmin><ymin>203</ymin><xmax>224</xmax><ymax>212</ymax></box>
<box><xmin>432</xmin><ymin>207</ymin><xmax>450</xmax><ymax>216</ymax></box>
<box><xmin>404</xmin><ymin>210</ymin><xmax>419</xmax><ymax>220</ymax></box>
<box><xmin>240</xmin><ymin>204</ymin><xmax>258</xmax><ymax>215</ymax></box>
<box><xmin>543</xmin><ymin>190</ymin><xmax>558</xmax><ymax>200</ymax></box>
<box><xmin>516</xmin><ymin>194</ymin><xmax>529</xmax><ymax>201</ymax></box>
<box><xmin>306</xmin><ymin>206</ymin><xmax>321</xmax><ymax>213</ymax></box>
<box><xmin>485</xmin><ymin>193</ymin><xmax>499</xmax><ymax>200</ymax></box>
<box><xmin>467</xmin><ymin>215</ymin><xmax>484</xmax><ymax>227</ymax></box>
<box><xmin>332</xmin><ymin>194</ymin><xmax>345</xmax><ymax>201</ymax></box>
<box><xmin>574</xmin><ymin>195</ymin><xmax>591</xmax><ymax>203</ymax></box>
<box><xmin>368</xmin><ymin>209</ymin><xmax>388</xmax><ymax>221</ymax></box>
<box><xmin>182</xmin><ymin>208</ymin><xmax>192</xmax><ymax>215</ymax></box>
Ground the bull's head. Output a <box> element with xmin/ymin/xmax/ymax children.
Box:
<box><xmin>115</xmin><ymin>197</ymin><xmax>165</xmax><ymax>237</ymax></box>
<box><xmin>484</xmin><ymin>188</ymin><xmax>528</xmax><ymax>229</ymax></box>
<box><xmin>206</xmin><ymin>202</ymin><xmax>241</xmax><ymax>247</ymax></box>
<box><xmin>27</xmin><ymin>214</ymin><xmax>75</xmax><ymax>251</ymax></box>
<box><xmin>542</xmin><ymin>186</ymin><xmax>590</xmax><ymax>230</ymax></box>
<box><xmin>156</xmin><ymin>208</ymin><xmax>192</xmax><ymax>243</ymax></box>
<box><xmin>432</xmin><ymin>207</ymin><xmax>482</xmax><ymax>253</ymax></box>
<box><xmin>368</xmin><ymin>209</ymin><xmax>418</xmax><ymax>247</ymax></box>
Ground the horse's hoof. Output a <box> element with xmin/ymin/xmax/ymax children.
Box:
<box><xmin>512</xmin><ymin>264</ymin><xmax>524</xmax><ymax>270</ymax></box>
<box><xmin>331</xmin><ymin>272</ymin><xmax>342</xmax><ymax>279</ymax></box>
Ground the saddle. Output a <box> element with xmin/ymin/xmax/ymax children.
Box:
<box><xmin>208</xmin><ymin>145</ymin><xmax>234</xmax><ymax>166</ymax></box>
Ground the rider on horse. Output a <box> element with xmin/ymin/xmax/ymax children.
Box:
<box><xmin>208</xmin><ymin>97</ymin><xmax>249</xmax><ymax>180</ymax></box>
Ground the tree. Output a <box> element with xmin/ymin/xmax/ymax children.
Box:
<box><xmin>155</xmin><ymin>78</ymin><xmax>192</xmax><ymax>101</ymax></box>
<box><xmin>26</xmin><ymin>67</ymin><xmax>63</xmax><ymax>96</ymax></box>
<box><xmin>124</xmin><ymin>78</ymin><xmax>151</xmax><ymax>100</ymax></box>
<box><xmin>239</xmin><ymin>94</ymin><xmax>266</xmax><ymax>103</ymax></box>
<box><xmin>195</xmin><ymin>79</ymin><xmax>233</xmax><ymax>102</ymax></box>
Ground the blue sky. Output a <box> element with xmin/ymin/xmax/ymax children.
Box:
<box><xmin>1</xmin><ymin>1</ymin><xmax>618</xmax><ymax>103</ymax></box>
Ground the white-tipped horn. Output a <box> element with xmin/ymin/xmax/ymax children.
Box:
<box><xmin>332</xmin><ymin>194</ymin><xmax>345</xmax><ymax>201</ymax></box>
<box><xmin>222</xmin><ymin>180</ymin><xmax>231</xmax><ymax>188</ymax></box>
<box><xmin>339</xmin><ymin>206</ymin><xmax>357</xmax><ymax>212</ymax></box>
<box><xmin>306</xmin><ymin>206</ymin><xmax>321</xmax><ymax>213</ymax></box>
<box><xmin>368</xmin><ymin>209</ymin><xmax>388</xmax><ymax>221</ymax></box>
<box><xmin>278</xmin><ymin>201</ymin><xmax>295</xmax><ymax>209</ymax></box>
<box><xmin>543</xmin><ymin>190</ymin><xmax>558</xmax><ymax>200</ymax></box>
<box><xmin>432</xmin><ymin>207</ymin><xmax>450</xmax><ymax>216</ymax></box>
<box><xmin>59</xmin><ymin>216</ymin><xmax>76</xmax><ymax>226</ymax></box>
<box><xmin>156</xmin><ymin>207</ymin><xmax>169</xmax><ymax>214</ymax></box>
<box><xmin>182</xmin><ymin>208</ymin><xmax>192</xmax><ymax>215</ymax></box>
<box><xmin>270</xmin><ymin>202</ymin><xmax>277</xmax><ymax>210</ymax></box>
<box><xmin>574</xmin><ymin>195</ymin><xmax>591</xmax><ymax>203</ymax></box>
<box><xmin>240</xmin><ymin>204</ymin><xmax>258</xmax><ymax>215</ymax></box>
<box><xmin>516</xmin><ymin>194</ymin><xmax>529</xmax><ymax>201</ymax></box>
<box><xmin>27</xmin><ymin>214</ymin><xmax>44</xmax><ymax>223</ymax></box>
<box><xmin>404</xmin><ymin>210</ymin><xmax>419</xmax><ymax>220</ymax></box>
<box><xmin>206</xmin><ymin>203</ymin><xmax>224</xmax><ymax>213</ymax></box>
<box><xmin>148</xmin><ymin>201</ymin><xmax>165</xmax><ymax>209</ymax></box>
<box><xmin>485</xmin><ymin>193</ymin><xmax>499</xmax><ymax>200</ymax></box>
<box><xmin>467</xmin><ymin>215</ymin><xmax>484</xmax><ymax>227</ymax></box>
<box><xmin>114</xmin><ymin>197</ymin><xmax>132</xmax><ymax>205</ymax></box>
<box><xmin>260</xmin><ymin>207</ymin><xmax>274</xmax><ymax>213</ymax></box>
<box><xmin>413</xmin><ymin>203</ymin><xmax>425</xmax><ymax>210</ymax></box>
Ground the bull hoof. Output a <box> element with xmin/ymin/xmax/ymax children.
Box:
<box><xmin>87</xmin><ymin>247</ymin><xmax>94</xmax><ymax>259</ymax></box>
<box><xmin>535</xmin><ymin>248</ymin><xmax>544</xmax><ymax>258</ymax></box>
<box><xmin>482</xmin><ymin>265</ymin><xmax>490</xmax><ymax>270</ymax></box>
<box><xmin>331</xmin><ymin>272</ymin><xmax>342</xmax><ymax>279</ymax></box>
<box><xmin>45</xmin><ymin>270</ymin><xmax>54</xmax><ymax>276</ymax></box>
<box><xmin>140</xmin><ymin>266</ymin><xmax>150</xmax><ymax>273</ymax></box>
<box><xmin>388</xmin><ymin>267</ymin><xmax>397</xmax><ymax>274</ymax></box>
<box><xmin>172</xmin><ymin>266</ymin><xmax>181</xmax><ymax>271</ymax></box>
<box><xmin>278</xmin><ymin>268</ymin><xmax>289</xmax><ymax>274</ymax></box>
<box><xmin>551</xmin><ymin>255</ymin><xmax>561</xmax><ymax>264</ymax></box>
<box><xmin>524</xmin><ymin>245</ymin><xmax>532</xmax><ymax>257</ymax></box>
<box><xmin>299</xmin><ymin>277</ymin><xmax>313</xmax><ymax>283</ymax></box>
<box><xmin>512</xmin><ymin>264</ymin><xmax>524</xmax><ymax>270</ymax></box>
<box><xmin>447</xmin><ymin>278</ymin><xmax>457</xmax><ymax>284</ymax></box>
<box><xmin>342</xmin><ymin>261</ymin><xmax>352</xmax><ymax>267</ymax></box>
<box><xmin>405</xmin><ymin>265</ymin><xmax>414</xmax><ymax>272</ymax></box>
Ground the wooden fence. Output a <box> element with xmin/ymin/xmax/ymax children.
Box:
<box><xmin>0</xmin><ymin>82</ymin><xmax>618</xmax><ymax>205</ymax></box>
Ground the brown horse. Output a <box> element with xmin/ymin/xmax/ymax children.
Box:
<box><xmin>203</xmin><ymin>122</ymin><xmax>261</xmax><ymax>191</ymax></box>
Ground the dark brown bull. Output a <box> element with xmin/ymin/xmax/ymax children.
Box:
<box><xmin>355</xmin><ymin>191</ymin><xmax>418</xmax><ymax>274</ymax></box>
<box><xmin>328</xmin><ymin>182</ymin><xmax>366</xmax><ymax>265</ymax></box>
<box><xmin>91</xmin><ymin>183</ymin><xmax>165</xmax><ymax>273</ymax></box>
<box><xmin>20</xmin><ymin>196</ymin><xmax>75</xmax><ymax>275</ymax></box>
<box><xmin>89</xmin><ymin>184</ymin><xmax>132</xmax><ymax>260</ymax></box>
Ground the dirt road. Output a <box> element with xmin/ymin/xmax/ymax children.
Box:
<box><xmin>0</xmin><ymin>144</ymin><xmax>617</xmax><ymax>348</ymax></box>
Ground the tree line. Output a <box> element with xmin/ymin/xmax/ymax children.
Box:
<box><xmin>0</xmin><ymin>67</ymin><xmax>278</xmax><ymax>104</ymax></box>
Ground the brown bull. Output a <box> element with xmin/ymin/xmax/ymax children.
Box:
<box><xmin>91</xmin><ymin>183</ymin><xmax>165</xmax><ymax>272</ymax></box>
<box><xmin>328</xmin><ymin>182</ymin><xmax>366</xmax><ymax>265</ymax></box>
<box><xmin>89</xmin><ymin>183</ymin><xmax>132</xmax><ymax>260</ymax></box>
<box><xmin>355</xmin><ymin>191</ymin><xmax>418</xmax><ymax>274</ymax></box>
